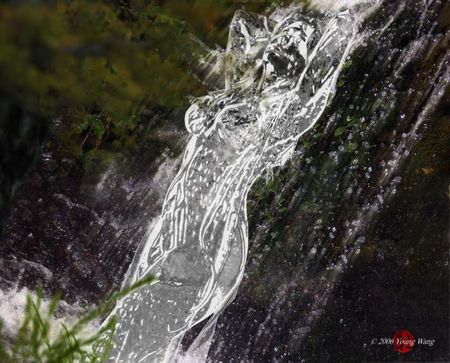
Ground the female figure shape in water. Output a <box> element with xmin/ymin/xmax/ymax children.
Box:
<box><xmin>109</xmin><ymin>7</ymin><xmax>354</xmax><ymax>363</ymax></box>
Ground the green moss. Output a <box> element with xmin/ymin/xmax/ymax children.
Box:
<box><xmin>82</xmin><ymin>149</ymin><xmax>122</xmax><ymax>175</ymax></box>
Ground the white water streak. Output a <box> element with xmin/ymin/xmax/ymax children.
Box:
<box><xmin>107</xmin><ymin>7</ymin><xmax>356</xmax><ymax>363</ymax></box>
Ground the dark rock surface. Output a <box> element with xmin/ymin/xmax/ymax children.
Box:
<box><xmin>0</xmin><ymin>96</ymin><xmax>49</xmax><ymax>233</ymax></box>
<box><xmin>0</xmin><ymin>0</ymin><xmax>448</xmax><ymax>362</ymax></box>
<box><xmin>207</xmin><ymin>1</ymin><xmax>450</xmax><ymax>362</ymax></box>
<box><xmin>0</xmin><ymin>114</ymin><xmax>185</xmax><ymax>304</ymax></box>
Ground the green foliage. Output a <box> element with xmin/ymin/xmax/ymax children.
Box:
<box><xmin>333</xmin><ymin>126</ymin><xmax>346</xmax><ymax>137</ymax></box>
<box><xmin>0</xmin><ymin>275</ymin><xmax>155</xmax><ymax>363</ymax></box>
<box><xmin>345</xmin><ymin>141</ymin><xmax>358</xmax><ymax>153</ymax></box>
<box><xmin>0</xmin><ymin>0</ymin><xmax>197</xmax><ymax>156</ymax></box>
<box><xmin>0</xmin><ymin>0</ymin><xmax>291</xmax><ymax>158</ymax></box>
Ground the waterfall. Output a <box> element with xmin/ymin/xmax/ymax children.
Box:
<box><xmin>106</xmin><ymin>6</ymin><xmax>356</xmax><ymax>363</ymax></box>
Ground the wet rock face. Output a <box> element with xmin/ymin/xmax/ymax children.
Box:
<box><xmin>207</xmin><ymin>0</ymin><xmax>450</xmax><ymax>362</ymax></box>
<box><xmin>0</xmin><ymin>97</ymin><xmax>48</xmax><ymax>233</ymax></box>
<box><xmin>0</xmin><ymin>118</ymin><xmax>185</xmax><ymax>304</ymax></box>
<box><xmin>0</xmin><ymin>0</ymin><xmax>448</xmax><ymax>362</ymax></box>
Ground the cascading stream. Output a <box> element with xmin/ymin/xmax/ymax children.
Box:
<box><xmin>107</xmin><ymin>6</ymin><xmax>355</xmax><ymax>363</ymax></box>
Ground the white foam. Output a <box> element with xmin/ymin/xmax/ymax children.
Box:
<box><xmin>310</xmin><ymin>0</ymin><xmax>367</xmax><ymax>10</ymax></box>
<box><xmin>0</xmin><ymin>287</ymin><xmax>88</xmax><ymax>340</ymax></box>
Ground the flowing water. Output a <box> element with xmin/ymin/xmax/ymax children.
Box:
<box><xmin>108</xmin><ymin>6</ymin><xmax>357</xmax><ymax>363</ymax></box>
<box><xmin>0</xmin><ymin>0</ymin><xmax>448</xmax><ymax>362</ymax></box>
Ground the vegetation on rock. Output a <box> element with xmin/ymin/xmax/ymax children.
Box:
<box><xmin>0</xmin><ymin>275</ymin><xmax>154</xmax><ymax>363</ymax></box>
<box><xmin>0</xmin><ymin>0</ymin><xmax>290</xmax><ymax>157</ymax></box>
